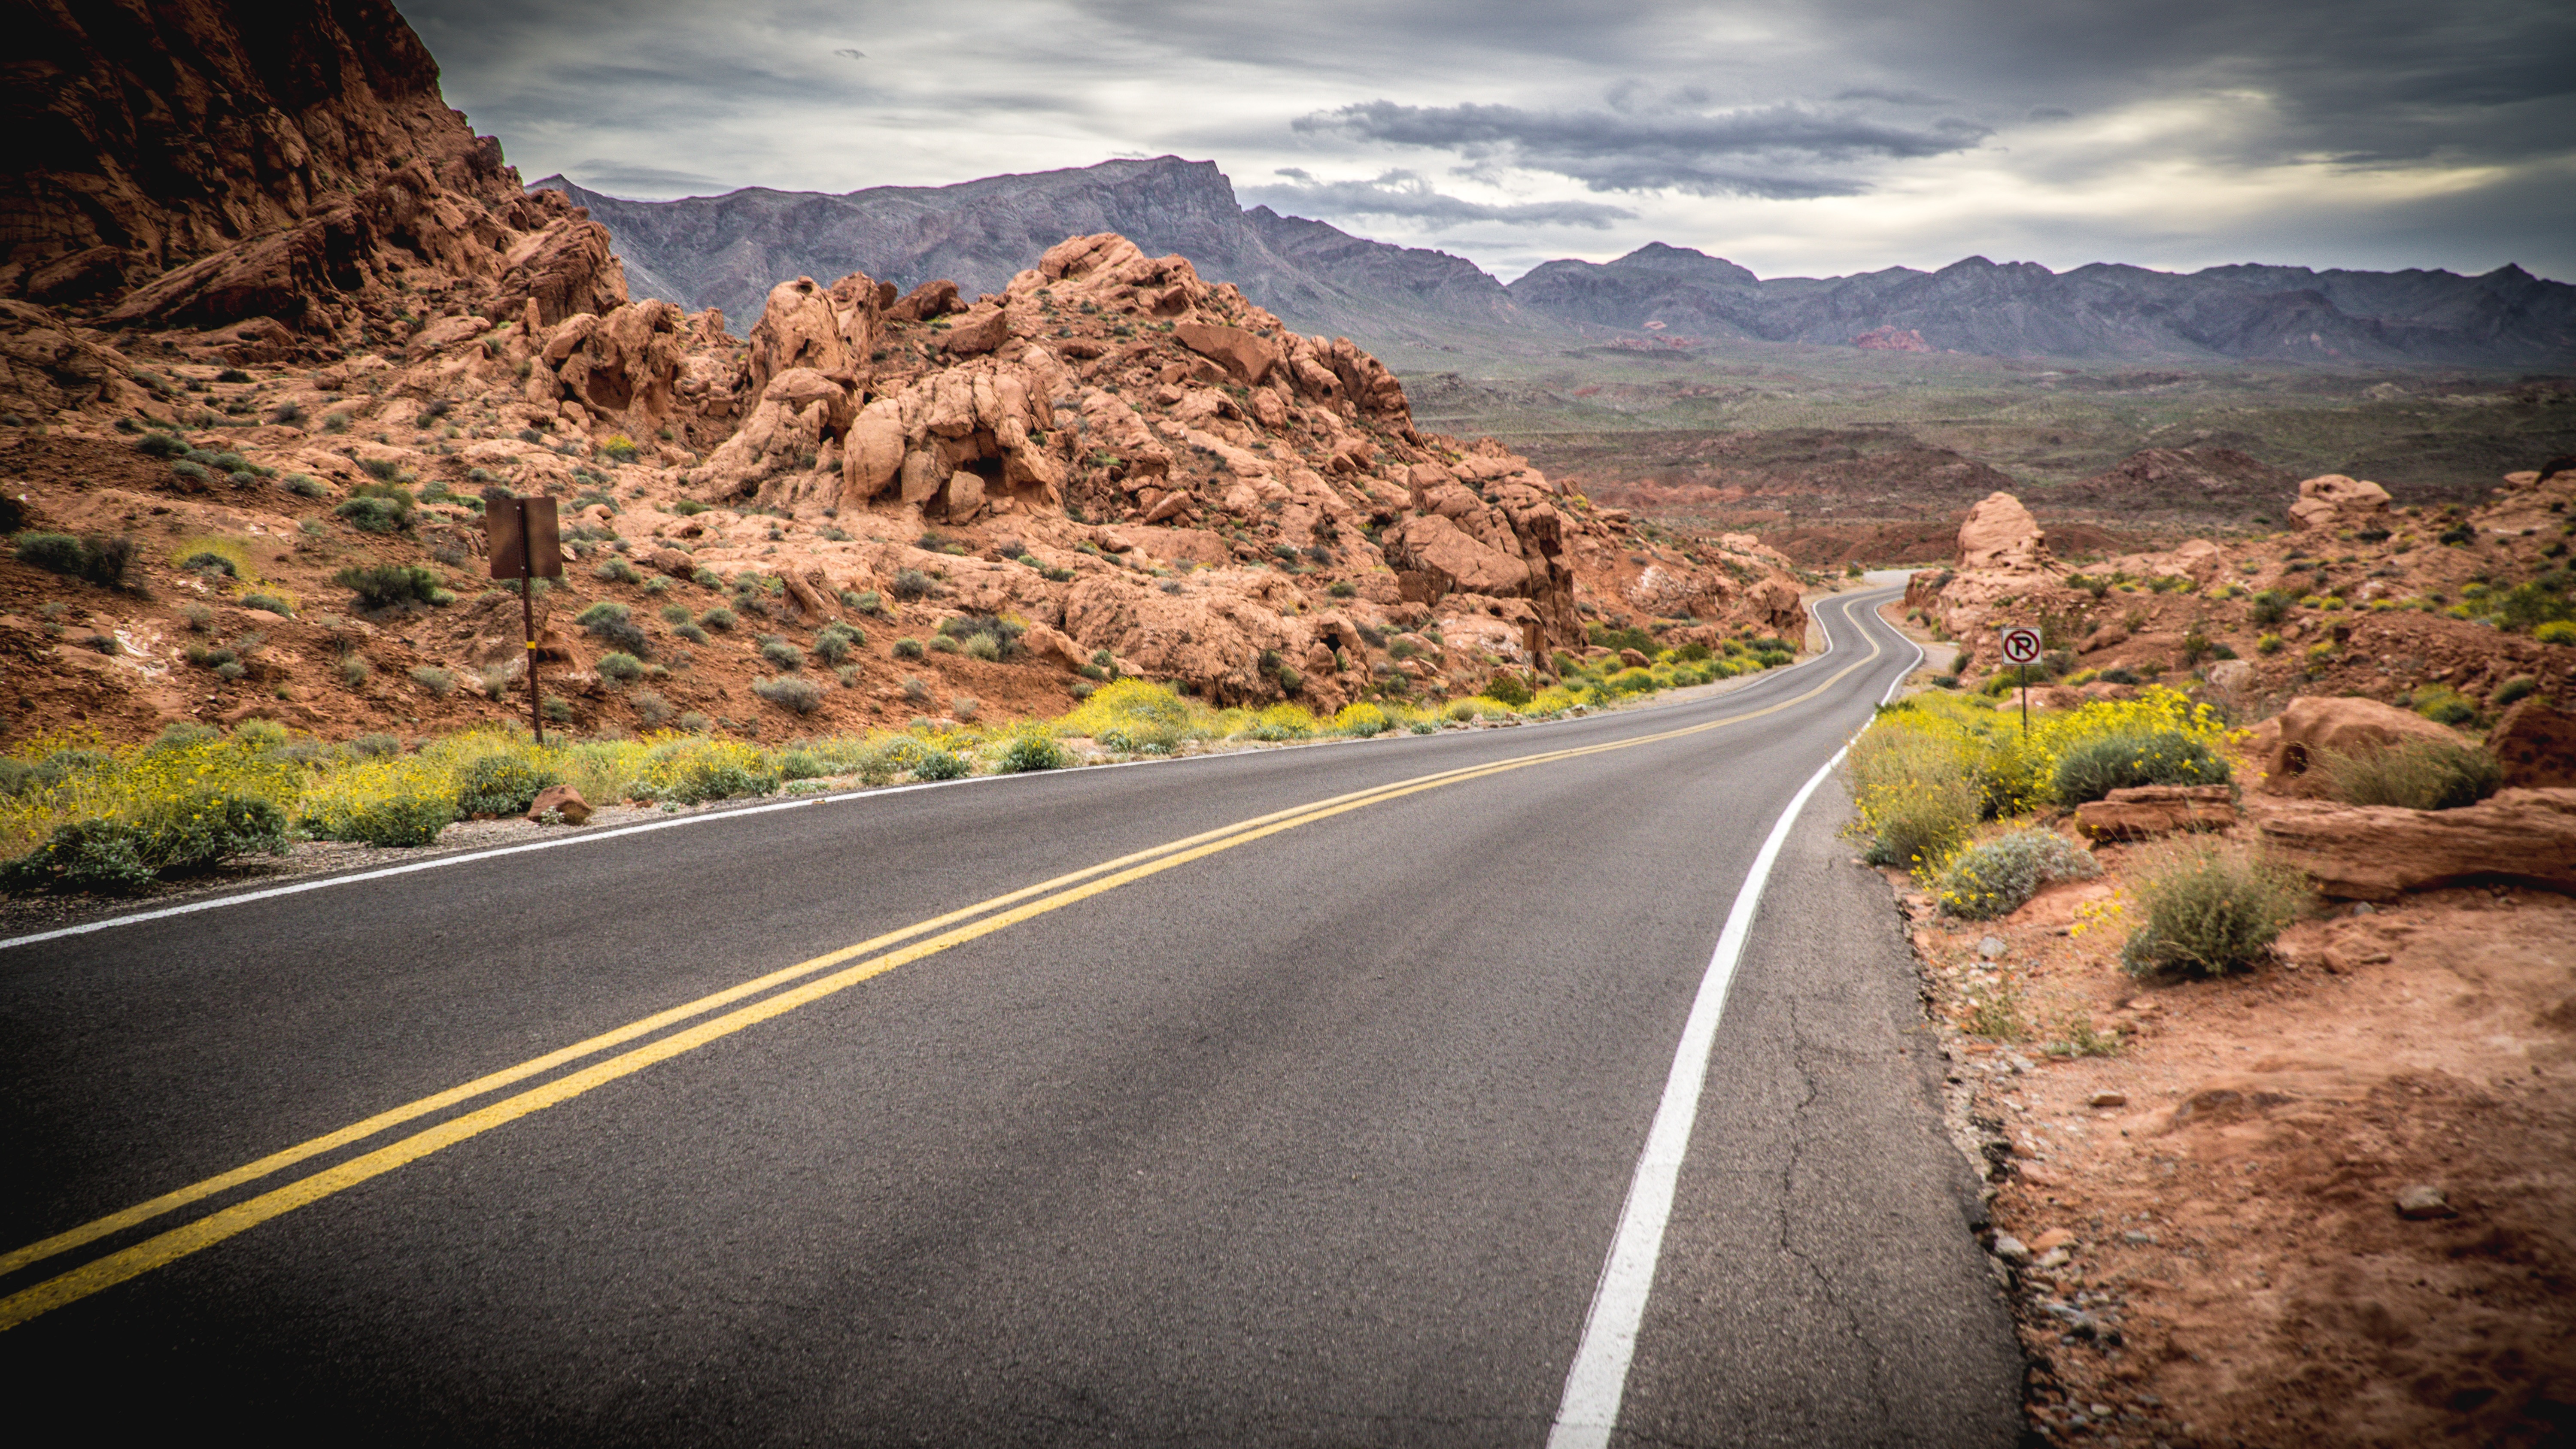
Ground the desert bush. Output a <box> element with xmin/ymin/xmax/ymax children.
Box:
<box><xmin>851</xmin><ymin>590</ymin><xmax>887</xmax><ymax>616</ymax></box>
<box><xmin>407</xmin><ymin>665</ymin><xmax>455</xmax><ymax>696</ymax></box>
<box><xmin>1335</xmin><ymin>701</ymin><xmax>1392</xmax><ymax>737</ymax></box>
<box><xmin>697</xmin><ymin>606</ymin><xmax>737</xmax><ymax>632</ymax></box>
<box><xmin>594</xmin><ymin>557</ymin><xmax>643</xmax><ymax>585</ymax></box>
<box><xmin>997</xmin><ymin>730</ymin><xmax>1069</xmax><ymax>773</ymax></box>
<box><xmin>892</xmin><ymin>636</ymin><xmax>925</xmax><ymax>659</ymax></box>
<box><xmin>300</xmin><ymin>758</ymin><xmax>457</xmax><ymax>846</ymax></box>
<box><xmin>450</xmin><ymin>746</ymin><xmax>561</xmax><ymax>818</ymax></box>
<box><xmin>759</xmin><ymin>638</ymin><xmax>806</xmax><ymax>671</ymax></box>
<box><xmin>1845</xmin><ymin>718</ymin><xmax>1981</xmax><ymax>868</ymax></box>
<box><xmin>2049</xmin><ymin>729</ymin><xmax>2230</xmax><ymax>805</ymax></box>
<box><xmin>631</xmin><ymin>689</ymin><xmax>673</xmax><ymax>728</ymax></box>
<box><xmin>1935</xmin><ymin>828</ymin><xmax>2102</xmax><ymax>920</ymax></box>
<box><xmin>908</xmin><ymin>745</ymin><xmax>970</xmax><ymax>781</ymax></box>
<box><xmin>595</xmin><ymin>652</ymin><xmax>645</xmax><ymax>684</ymax></box>
<box><xmin>335</xmin><ymin>564</ymin><xmax>445</xmax><ymax>609</ymax></box>
<box><xmin>2537</xmin><ymin>620</ymin><xmax>2576</xmax><ymax>646</ymax></box>
<box><xmin>2248</xmin><ymin>589</ymin><xmax>2293</xmax><ymax>626</ymax></box>
<box><xmin>334</xmin><ymin>481</ymin><xmax>413</xmax><ymax>533</ymax></box>
<box><xmin>631</xmin><ymin>735</ymin><xmax>777</xmax><ymax>803</ymax></box>
<box><xmin>890</xmin><ymin>569</ymin><xmax>934</xmax><ymax>602</ymax></box>
<box><xmin>2120</xmin><ymin>842</ymin><xmax>2307</xmax><ymax>977</ymax></box>
<box><xmin>812</xmin><ymin>623</ymin><xmax>861</xmax><ymax>665</ymax></box>
<box><xmin>0</xmin><ymin>736</ymin><xmax>294</xmax><ymax>891</ymax></box>
<box><xmin>2491</xmin><ymin>675</ymin><xmax>2538</xmax><ymax>708</ymax></box>
<box><xmin>2317</xmin><ymin>737</ymin><xmax>2503</xmax><ymax>811</ymax></box>
<box><xmin>13</xmin><ymin>531</ymin><xmax>138</xmax><ymax>590</ymax></box>
<box><xmin>240</xmin><ymin>591</ymin><xmax>295</xmax><ymax>615</ymax></box>
<box><xmin>576</xmin><ymin>601</ymin><xmax>649</xmax><ymax>654</ymax></box>
<box><xmin>754</xmin><ymin>676</ymin><xmax>826</xmax><ymax>714</ymax></box>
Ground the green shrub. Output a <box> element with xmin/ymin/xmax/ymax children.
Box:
<box><xmin>334</xmin><ymin>564</ymin><xmax>444</xmax><ymax>609</ymax></box>
<box><xmin>2120</xmin><ymin>843</ymin><xmax>2307</xmax><ymax>977</ymax></box>
<box><xmin>851</xmin><ymin>590</ymin><xmax>887</xmax><ymax>615</ymax></box>
<box><xmin>13</xmin><ymin>531</ymin><xmax>138</xmax><ymax>589</ymax></box>
<box><xmin>2408</xmin><ymin>685</ymin><xmax>2477</xmax><ymax>725</ymax></box>
<box><xmin>697</xmin><ymin>606</ymin><xmax>737</xmax><ymax>632</ymax></box>
<box><xmin>2248</xmin><ymin>590</ymin><xmax>2293</xmax><ymax>626</ymax></box>
<box><xmin>998</xmin><ymin>731</ymin><xmax>1069</xmax><ymax>773</ymax></box>
<box><xmin>909</xmin><ymin>746</ymin><xmax>969</xmax><ymax>781</ymax></box>
<box><xmin>240</xmin><ymin>592</ymin><xmax>294</xmax><ymax>615</ymax></box>
<box><xmin>2050</xmin><ymin>729</ymin><xmax>2230</xmax><ymax>805</ymax></box>
<box><xmin>2491</xmin><ymin>675</ymin><xmax>2538</xmax><ymax>708</ymax></box>
<box><xmin>1936</xmin><ymin>828</ymin><xmax>2101</xmax><ymax>920</ymax></box>
<box><xmin>890</xmin><ymin>569</ymin><xmax>934</xmax><ymax>602</ymax></box>
<box><xmin>753</xmin><ymin>676</ymin><xmax>825</xmax><ymax>714</ymax></box>
<box><xmin>454</xmin><ymin>752</ymin><xmax>562</xmax><ymax>817</ymax></box>
<box><xmin>595</xmin><ymin>651</ymin><xmax>645</xmax><ymax>683</ymax></box>
<box><xmin>407</xmin><ymin>665</ymin><xmax>455</xmax><ymax>696</ymax></box>
<box><xmin>2317</xmin><ymin>737</ymin><xmax>2503</xmax><ymax>811</ymax></box>
<box><xmin>759</xmin><ymin>639</ymin><xmax>806</xmax><ymax>671</ymax></box>
<box><xmin>304</xmin><ymin>790</ymin><xmax>456</xmax><ymax>847</ymax></box>
<box><xmin>1</xmin><ymin>791</ymin><xmax>289</xmax><ymax>893</ymax></box>
<box><xmin>2538</xmin><ymin>620</ymin><xmax>2576</xmax><ymax>646</ymax></box>
<box><xmin>893</xmin><ymin>636</ymin><xmax>925</xmax><ymax>659</ymax></box>
<box><xmin>576</xmin><ymin>602</ymin><xmax>649</xmax><ymax>654</ymax></box>
<box><xmin>812</xmin><ymin>624</ymin><xmax>860</xmax><ymax>665</ymax></box>
<box><xmin>333</xmin><ymin>482</ymin><xmax>413</xmax><ymax>533</ymax></box>
<box><xmin>1845</xmin><ymin>724</ymin><xmax>1980</xmax><ymax>868</ymax></box>
<box><xmin>594</xmin><ymin>557</ymin><xmax>643</xmax><ymax>585</ymax></box>
<box><xmin>1484</xmin><ymin>672</ymin><xmax>1534</xmax><ymax>707</ymax></box>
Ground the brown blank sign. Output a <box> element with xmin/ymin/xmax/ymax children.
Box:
<box><xmin>486</xmin><ymin>494</ymin><xmax>564</xmax><ymax>580</ymax></box>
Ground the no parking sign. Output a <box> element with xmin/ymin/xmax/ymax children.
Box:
<box><xmin>1999</xmin><ymin>625</ymin><xmax>2043</xmax><ymax>731</ymax></box>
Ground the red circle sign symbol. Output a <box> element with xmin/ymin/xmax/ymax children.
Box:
<box><xmin>2000</xmin><ymin>626</ymin><xmax>2042</xmax><ymax>665</ymax></box>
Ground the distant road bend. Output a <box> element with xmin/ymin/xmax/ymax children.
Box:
<box><xmin>0</xmin><ymin>586</ymin><xmax>2020</xmax><ymax>1446</ymax></box>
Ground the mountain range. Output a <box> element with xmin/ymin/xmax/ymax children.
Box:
<box><xmin>532</xmin><ymin>158</ymin><xmax>2576</xmax><ymax>369</ymax></box>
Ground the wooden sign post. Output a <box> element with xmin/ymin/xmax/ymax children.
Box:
<box><xmin>485</xmin><ymin>494</ymin><xmax>564</xmax><ymax>743</ymax></box>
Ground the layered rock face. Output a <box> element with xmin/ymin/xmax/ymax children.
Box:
<box><xmin>1</xmin><ymin>0</ymin><xmax>623</xmax><ymax>346</ymax></box>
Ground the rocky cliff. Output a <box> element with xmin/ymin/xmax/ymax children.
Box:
<box><xmin>0</xmin><ymin>0</ymin><xmax>625</xmax><ymax>348</ymax></box>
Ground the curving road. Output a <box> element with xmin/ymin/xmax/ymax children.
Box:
<box><xmin>0</xmin><ymin>586</ymin><xmax>2018</xmax><ymax>1446</ymax></box>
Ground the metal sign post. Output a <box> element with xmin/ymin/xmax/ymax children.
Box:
<box><xmin>2000</xmin><ymin>625</ymin><xmax>2043</xmax><ymax>737</ymax></box>
<box><xmin>485</xmin><ymin>494</ymin><xmax>564</xmax><ymax>743</ymax></box>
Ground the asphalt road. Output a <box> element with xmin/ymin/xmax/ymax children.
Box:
<box><xmin>0</xmin><ymin>587</ymin><xmax>2020</xmax><ymax>1446</ymax></box>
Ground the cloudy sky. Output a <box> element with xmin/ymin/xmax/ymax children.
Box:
<box><xmin>405</xmin><ymin>0</ymin><xmax>2576</xmax><ymax>284</ymax></box>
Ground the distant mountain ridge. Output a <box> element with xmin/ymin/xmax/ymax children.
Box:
<box><xmin>532</xmin><ymin>158</ymin><xmax>2576</xmax><ymax>368</ymax></box>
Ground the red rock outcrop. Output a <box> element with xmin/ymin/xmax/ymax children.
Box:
<box><xmin>2287</xmin><ymin>473</ymin><xmax>2393</xmax><ymax>533</ymax></box>
<box><xmin>2073</xmin><ymin>784</ymin><xmax>2237</xmax><ymax>841</ymax></box>
<box><xmin>2487</xmin><ymin>699</ymin><xmax>2576</xmax><ymax>789</ymax></box>
<box><xmin>2255</xmin><ymin>696</ymin><xmax>2464</xmax><ymax>795</ymax></box>
<box><xmin>3</xmin><ymin>1</ymin><xmax>623</xmax><ymax>353</ymax></box>
<box><xmin>2252</xmin><ymin>789</ymin><xmax>2576</xmax><ymax>899</ymax></box>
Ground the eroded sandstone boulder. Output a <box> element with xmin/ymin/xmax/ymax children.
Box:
<box><xmin>2288</xmin><ymin>474</ymin><xmax>2393</xmax><ymax>533</ymax></box>
<box><xmin>2258</xmin><ymin>695</ymin><xmax>2462</xmax><ymax>795</ymax></box>
<box><xmin>2253</xmin><ymin>788</ymin><xmax>2576</xmax><ymax>899</ymax></box>
<box><xmin>2075</xmin><ymin>785</ymin><xmax>2237</xmax><ymax>841</ymax></box>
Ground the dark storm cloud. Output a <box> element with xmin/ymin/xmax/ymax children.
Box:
<box><xmin>1245</xmin><ymin>170</ymin><xmax>1634</xmax><ymax>226</ymax></box>
<box><xmin>398</xmin><ymin>0</ymin><xmax>2576</xmax><ymax>277</ymax></box>
<box><xmin>1294</xmin><ymin>99</ymin><xmax>1990</xmax><ymax>197</ymax></box>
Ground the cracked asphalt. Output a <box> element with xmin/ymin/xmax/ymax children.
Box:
<box><xmin>0</xmin><ymin>588</ymin><xmax>2017</xmax><ymax>1445</ymax></box>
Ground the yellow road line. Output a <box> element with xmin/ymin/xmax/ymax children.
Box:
<box><xmin>0</xmin><ymin>622</ymin><xmax>1883</xmax><ymax>1331</ymax></box>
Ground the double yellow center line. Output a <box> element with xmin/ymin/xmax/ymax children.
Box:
<box><xmin>1</xmin><ymin>623</ymin><xmax>1883</xmax><ymax>1331</ymax></box>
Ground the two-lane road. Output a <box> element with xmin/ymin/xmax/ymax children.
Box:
<box><xmin>0</xmin><ymin>587</ymin><xmax>2019</xmax><ymax>1445</ymax></box>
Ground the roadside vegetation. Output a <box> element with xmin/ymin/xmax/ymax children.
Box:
<box><xmin>1846</xmin><ymin>685</ymin><xmax>2309</xmax><ymax>983</ymax></box>
<box><xmin>0</xmin><ymin>636</ymin><xmax>1802</xmax><ymax>893</ymax></box>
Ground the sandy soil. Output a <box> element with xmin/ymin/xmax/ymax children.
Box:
<box><xmin>1900</xmin><ymin>836</ymin><xmax>2576</xmax><ymax>1447</ymax></box>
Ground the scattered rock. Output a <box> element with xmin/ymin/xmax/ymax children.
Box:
<box><xmin>2074</xmin><ymin>783</ymin><xmax>2236</xmax><ymax>840</ymax></box>
<box><xmin>2487</xmin><ymin>699</ymin><xmax>2576</xmax><ymax>789</ymax></box>
<box><xmin>526</xmin><ymin>785</ymin><xmax>592</xmax><ymax>825</ymax></box>
<box><xmin>2395</xmin><ymin>1184</ymin><xmax>2456</xmax><ymax>1220</ymax></box>
<box><xmin>1979</xmin><ymin>935</ymin><xmax>2009</xmax><ymax>960</ymax></box>
<box><xmin>1993</xmin><ymin>1234</ymin><xmax>2034</xmax><ymax>1266</ymax></box>
<box><xmin>2088</xmin><ymin>1091</ymin><xmax>2129</xmax><ymax>1108</ymax></box>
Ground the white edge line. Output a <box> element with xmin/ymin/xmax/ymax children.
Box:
<box><xmin>0</xmin><ymin>588</ymin><xmax>1907</xmax><ymax>956</ymax></box>
<box><xmin>1545</xmin><ymin>591</ymin><xmax>1916</xmax><ymax>1449</ymax></box>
